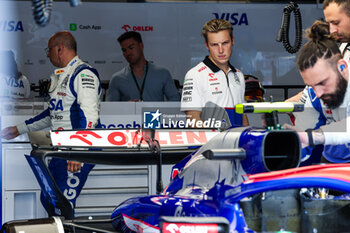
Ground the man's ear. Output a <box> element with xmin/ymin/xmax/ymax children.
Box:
<box><xmin>337</xmin><ymin>59</ymin><xmax>347</xmax><ymax>73</ymax></box>
<box><xmin>205</xmin><ymin>41</ymin><xmax>209</xmax><ymax>50</ymax></box>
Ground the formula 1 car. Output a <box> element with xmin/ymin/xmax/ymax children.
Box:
<box><xmin>3</xmin><ymin>102</ymin><xmax>350</xmax><ymax>233</ymax></box>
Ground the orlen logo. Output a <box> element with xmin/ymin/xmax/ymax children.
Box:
<box><xmin>69</xmin><ymin>130</ymin><xmax>140</xmax><ymax>147</ymax></box>
<box><xmin>69</xmin><ymin>131</ymin><xmax>103</xmax><ymax>146</ymax></box>
<box><xmin>212</xmin><ymin>12</ymin><xmax>248</xmax><ymax>26</ymax></box>
<box><xmin>55</xmin><ymin>130</ymin><xmax>213</xmax><ymax>147</ymax></box>
<box><xmin>0</xmin><ymin>20</ymin><xmax>24</xmax><ymax>32</ymax></box>
<box><xmin>122</xmin><ymin>24</ymin><xmax>153</xmax><ymax>32</ymax></box>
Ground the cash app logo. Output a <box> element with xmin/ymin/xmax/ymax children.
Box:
<box><xmin>70</xmin><ymin>23</ymin><xmax>77</xmax><ymax>31</ymax></box>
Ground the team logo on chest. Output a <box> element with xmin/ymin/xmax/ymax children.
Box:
<box><xmin>49</xmin><ymin>98</ymin><xmax>63</xmax><ymax>111</ymax></box>
<box><xmin>212</xmin><ymin>86</ymin><xmax>222</xmax><ymax>95</ymax></box>
<box><xmin>233</xmin><ymin>73</ymin><xmax>240</xmax><ymax>84</ymax></box>
<box><xmin>208</xmin><ymin>73</ymin><xmax>218</xmax><ymax>81</ymax></box>
<box><xmin>324</xmin><ymin>109</ymin><xmax>336</xmax><ymax>124</ymax></box>
<box><xmin>57</xmin><ymin>92</ymin><xmax>66</xmax><ymax>96</ymax></box>
<box><xmin>61</xmin><ymin>75</ymin><xmax>69</xmax><ymax>89</ymax></box>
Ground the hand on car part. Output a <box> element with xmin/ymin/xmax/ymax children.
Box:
<box><xmin>0</xmin><ymin>126</ymin><xmax>20</xmax><ymax>140</ymax></box>
<box><xmin>67</xmin><ymin>161</ymin><xmax>82</xmax><ymax>173</ymax></box>
<box><xmin>283</xmin><ymin>123</ymin><xmax>309</xmax><ymax>148</ymax></box>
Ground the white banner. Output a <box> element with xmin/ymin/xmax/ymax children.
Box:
<box><xmin>50</xmin><ymin>129</ymin><xmax>220</xmax><ymax>148</ymax></box>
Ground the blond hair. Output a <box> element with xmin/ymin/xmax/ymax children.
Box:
<box><xmin>201</xmin><ymin>19</ymin><xmax>233</xmax><ymax>43</ymax></box>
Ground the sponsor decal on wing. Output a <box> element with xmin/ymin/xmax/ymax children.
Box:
<box><xmin>162</xmin><ymin>222</ymin><xmax>219</xmax><ymax>233</ymax></box>
<box><xmin>51</xmin><ymin>129</ymin><xmax>220</xmax><ymax>148</ymax></box>
<box><xmin>123</xmin><ymin>214</ymin><xmax>160</xmax><ymax>233</ymax></box>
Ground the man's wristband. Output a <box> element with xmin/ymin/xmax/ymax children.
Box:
<box><xmin>305</xmin><ymin>128</ymin><xmax>315</xmax><ymax>148</ymax></box>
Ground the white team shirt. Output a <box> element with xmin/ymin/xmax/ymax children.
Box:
<box><xmin>340</xmin><ymin>43</ymin><xmax>350</xmax><ymax>62</ymax></box>
<box><xmin>181</xmin><ymin>56</ymin><xmax>245</xmax><ymax>113</ymax></box>
<box><xmin>16</xmin><ymin>56</ymin><xmax>101</xmax><ymax>134</ymax></box>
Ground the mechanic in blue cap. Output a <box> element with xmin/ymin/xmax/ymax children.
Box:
<box><xmin>285</xmin><ymin>20</ymin><xmax>350</xmax><ymax>163</ymax></box>
<box><xmin>0</xmin><ymin>31</ymin><xmax>101</xmax><ymax>213</ymax></box>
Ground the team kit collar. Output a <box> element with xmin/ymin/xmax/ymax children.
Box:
<box><xmin>54</xmin><ymin>56</ymin><xmax>80</xmax><ymax>76</ymax></box>
<box><xmin>343</xmin><ymin>43</ymin><xmax>350</xmax><ymax>57</ymax></box>
<box><xmin>202</xmin><ymin>56</ymin><xmax>237</xmax><ymax>73</ymax></box>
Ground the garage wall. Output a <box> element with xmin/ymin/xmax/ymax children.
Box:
<box><xmin>1</xmin><ymin>1</ymin><xmax>323</xmax><ymax>88</ymax></box>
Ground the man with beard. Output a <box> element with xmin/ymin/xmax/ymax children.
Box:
<box><xmin>286</xmin><ymin>0</ymin><xmax>350</xmax><ymax>103</ymax></box>
<box><xmin>323</xmin><ymin>0</ymin><xmax>350</xmax><ymax>61</ymax></box>
<box><xmin>285</xmin><ymin>20</ymin><xmax>350</xmax><ymax>163</ymax></box>
<box><xmin>106</xmin><ymin>31</ymin><xmax>180</xmax><ymax>101</ymax></box>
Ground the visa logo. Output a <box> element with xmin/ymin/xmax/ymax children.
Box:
<box><xmin>212</xmin><ymin>13</ymin><xmax>248</xmax><ymax>26</ymax></box>
<box><xmin>49</xmin><ymin>99</ymin><xmax>64</xmax><ymax>111</ymax></box>
<box><xmin>0</xmin><ymin>20</ymin><xmax>24</xmax><ymax>32</ymax></box>
<box><xmin>6</xmin><ymin>77</ymin><xmax>24</xmax><ymax>88</ymax></box>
